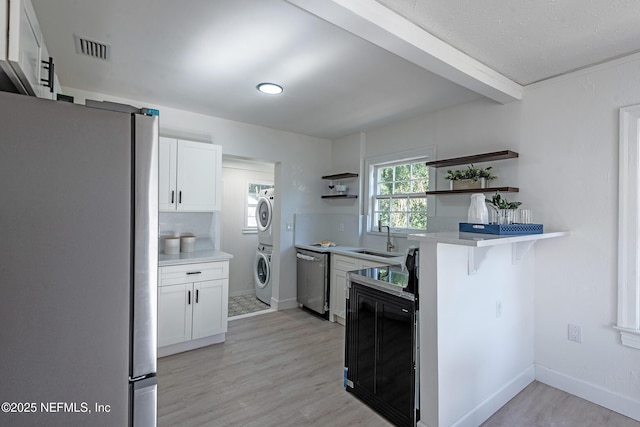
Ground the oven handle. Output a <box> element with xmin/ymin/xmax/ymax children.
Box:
<box><xmin>296</xmin><ymin>253</ymin><xmax>319</xmax><ymax>262</ymax></box>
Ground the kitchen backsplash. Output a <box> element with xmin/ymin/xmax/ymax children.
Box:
<box><xmin>295</xmin><ymin>213</ymin><xmax>467</xmax><ymax>251</ymax></box>
<box><xmin>294</xmin><ymin>213</ymin><xmax>361</xmax><ymax>247</ymax></box>
<box><xmin>159</xmin><ymin>212</ymin><xmax>216</xmax><ymax>251</ymax></box>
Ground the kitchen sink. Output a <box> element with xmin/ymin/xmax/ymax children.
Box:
<box><xmin>348</xmin><ymin>249</ymin><xmax>400</xmax><ymax>258</ymax></box>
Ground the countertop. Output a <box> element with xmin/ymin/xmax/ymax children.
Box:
<box><xmin>295</xmin><ymin>243</ymin><xmax>405</xmax><ymax>264</ymax></box>
<box><xmin>158</xmin><ymin>249</ymin><xmax>234</xmax><ymax>266</ymax></box>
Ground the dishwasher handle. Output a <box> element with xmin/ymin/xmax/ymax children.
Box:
<box><xmin>296</xmin><ymin>253</ymin><xmax>319</xmax><ymax>262</ymax></box>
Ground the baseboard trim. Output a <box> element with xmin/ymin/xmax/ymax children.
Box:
<box><xmin>416</xmin><ymin>366</ymin><xmax>535</xmax><ymax>427</ymax></box>
<box><xmin>535</xmin><ymin>365</ymin><xmax>640</xmax><ymax>422</ymax></box>
<box><xmin>158</xmin><ymin>333</ymin><xmax>225</xmax><ymax>358</ymax></box>
<box><xmin>272</xmin><ymin>297</ymin><xmax>299</xmax><ymax>311</ymax></box>
<box><xmin>452</xmin><ymin>365</ymin><xmax>535</xmax><ymax>427</ymax></box>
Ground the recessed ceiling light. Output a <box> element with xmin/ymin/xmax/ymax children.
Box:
<box><xmin>257</xmin><ymin>82</ymin><xmax>283</xmax><ymax>95</ymax></box>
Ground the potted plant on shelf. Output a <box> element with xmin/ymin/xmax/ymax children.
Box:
<box><xmin>445</xmin><ymin>164</ymin><xmax>497</xmax><ymax>190</ymax></box>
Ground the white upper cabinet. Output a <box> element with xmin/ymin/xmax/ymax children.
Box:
<box><xmin>159</xmin><ymin>138</ymin><xmax>178</xmax><ymax>211</ymax></box>
<box><xmin>0</xmin><ymin>0</ymin><xmax>57</xmax><ymax>98</ymax></box>
<box><xmin>159</xmin><ymin>137</ymin><xmax>221</xmax><ymax>212</ymax></box>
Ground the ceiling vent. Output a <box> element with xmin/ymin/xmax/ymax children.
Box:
<box><xmin>73</xmin><ymin>34</ymin><xmax>111</xmax><ymax>61</ymax></box>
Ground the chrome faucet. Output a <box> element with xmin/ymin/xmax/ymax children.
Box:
<box><xmin>378</xmin><ymin>220</ymin><xmax>395</xmax><ymax>252</ymax></box>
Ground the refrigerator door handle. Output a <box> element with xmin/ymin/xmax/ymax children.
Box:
<box><xmin>131</xmin><ymin>113</ymin><xmax>159</xmax><ymax>380</ymax></box>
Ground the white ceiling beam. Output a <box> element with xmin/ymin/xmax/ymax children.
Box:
<box><xmin>287</xmin><ymin>0</ymin><xmax>522</xmax><ymax>103</ymax></box>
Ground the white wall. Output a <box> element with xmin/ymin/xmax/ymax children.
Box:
<box><xmin>64</xmin><ymin>87</ymin><xmax>331</xmax><ymax>310</ymax></box>
<box><xmin>521</xmin><ymin>55</ymin><xmax>640</xmax><ymax>414</ymax></box>
<box><xmin>331</xmin><ymin>54</ymin><xmax>640</xmax><ymax>417</ymax></box>
<box><xmin>221</xmin><ymin>159</ymin><xmax>274</xmax><ymax>296</ymax></box>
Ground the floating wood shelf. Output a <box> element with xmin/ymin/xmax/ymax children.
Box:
<box><xmin>322</xmin><ymin>172</ymin><xmax>358</xmax><ymax>180</ymax></box>
<box><xmin>321</xmin><ymin>194</ymin><xmax>358</xmax><ymax>199</ymax></box>
<box><xmin>425</xmin><ymin>186</ymin><xmax>519</xmax><ymax>195</ymax></box>
<box><xmin>426</xmin><ymin>150</ymin><xmax>518</xmax><ymax>168</ymax></box>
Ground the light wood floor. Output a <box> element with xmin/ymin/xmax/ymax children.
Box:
<box><xmin>158</xmin><ymin>308</ymin><xmax>640</xmax><ymax>427</ymax></box>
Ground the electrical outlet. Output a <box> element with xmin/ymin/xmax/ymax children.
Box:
<box><xmin>568</xmin><ymin>324</ymin><xmax>582</xmax><ymax>343</ymax></box>
<box><xmin>495</xmin><ymin>301</ymin><xmax>503</xmax><ymax>318</ymax></box>
<box><xmin>338</xmin><ymin>223</ymin><xmax>345</xmax><ymax>232</ymax></box>
<box><xmin>286</xmin><ymin>222</ymin><xmax>293</xmax><ymax>231</ymax></box>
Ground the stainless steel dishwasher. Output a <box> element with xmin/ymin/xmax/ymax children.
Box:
<box><xmin>296</xmin><ymin>248</ymin><xmax>329</xmax><ymax>319</ymax></box>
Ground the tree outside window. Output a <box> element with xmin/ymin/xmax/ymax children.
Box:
<box><xmin>373</xmin><ymin>160</ymin><xmax>430</xmax><ymax>232</ymax></box>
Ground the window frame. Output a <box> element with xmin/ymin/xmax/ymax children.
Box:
<box><xmin>616</xmin><ymin>105</ymin><xmax>640</xmax><ymax>349</ymax></box>
<box><xmin>365</xmin><ymin>147</ymin><xmax>436</xmax><ymax>236</ymax></box>
<box><xmin>244</xmin><ymin>180</ymin><xmax>274</xmax><ymax>233</ymax></box>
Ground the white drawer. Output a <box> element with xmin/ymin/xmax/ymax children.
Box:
<box><xmin>159</xmin><ymin>261</ymin><xmax>229</xmax><ymax>286</ymax></box>
<box><xmin>333</xmin><ymin>254</ymin><xmax>359</xmax><ymax>272</ymax></box>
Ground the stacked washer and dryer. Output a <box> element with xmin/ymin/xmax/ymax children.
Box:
<box><xmin>254</xmin><ymin>188</ymin><xmax>274</xmax><ymax>305</ymax></box>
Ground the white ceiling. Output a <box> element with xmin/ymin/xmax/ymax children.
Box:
<box><xmin>30</xmin><ymin>0</ymin><xmax>640</xmax><ymax>139</ymax></box>
<box><xmin>377</xmin><ymin>0</ymin><xmax>640</xmax><ymax>85</ymax></box>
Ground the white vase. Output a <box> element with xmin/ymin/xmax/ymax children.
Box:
<box><xmin>467</xmin><ymin>193</ymin><xmax>489</xmax><ymax>224</ymax></box>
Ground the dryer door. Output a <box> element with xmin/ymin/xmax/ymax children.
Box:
<box><xmin>254</xmin><ymin>252</ymin><xmax>271</xmax><ymax>288</ymax></box>
<box><xmin>256</xmin><ymin>196</ymin><xmax>273</xmax><ymax>232</ymax></box>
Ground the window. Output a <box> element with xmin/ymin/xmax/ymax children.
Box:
<box><xmin>367</xmin><ymin>147</ymin><xmax>435</xmax><ymax>234</ymax></box>
<box><xmin>246</xmin><ymin>182</ymin><xmax>273</xmax><ymax>230</ymax></box>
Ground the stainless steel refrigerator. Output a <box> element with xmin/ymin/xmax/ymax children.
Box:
<box><xmin>0</xmin><ymin>91</ymin><xmax>158</xmax><ymax>426</ymax></box>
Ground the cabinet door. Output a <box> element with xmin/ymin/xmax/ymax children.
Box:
<box><xmin>331</xmin><ymin>255</ymin><xmax>360</xmax><ymax>322</ymax></box>
<box><xmin>176</xmin><ymin>140</ymin><xmax>220</xmax><ymax>211</ymax></box>
<box><xmin>6</xmin><ymin>0</ymin><xmax>43</xmax><ymax>96</ymax></box>
<box><xmin>333</xmin><ymin>269</ymin><xmax>348</xmax><ymax>320</ymax></box>
<box><xmin>347</xmin><ymin>286</ymin><xmax>377</xmax><ymax>394</ymax></box>
<box><xmin>158</xmin><ymin>283</ymin><xmax>193</xmax><ymax>347</ymax></box>
<box><xmin>158</xmin><ymin>137</ymin><xmax>177</xmax><ymax>211</ymax></box>
<box><xmin>192</xmin><ymin>278</ymin><xmax>228</xmax><ymax>339</ymax></box>
<box><xmin>377</xmin><ymin>297</ymin><xmax>415</xmax><ymax>421</ymax></box>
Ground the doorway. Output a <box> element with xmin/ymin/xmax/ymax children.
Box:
<box><xmin>221</xmin><ymin>156</ymin><xmax>275</xmax><ymax>318</ymax></box>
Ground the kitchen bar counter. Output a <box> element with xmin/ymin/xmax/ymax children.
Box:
<box><xmin>158</xmin><ymin>249</ymin><xmax>233</xmax><ymax>266</ymax></box>
<box><xmin>408</xmin><ymin>230</ymin><xmax>569</xmax><ymax>247</ymax></box>
<box><xmin>411</xmin><ymin>229</ymin><xmax>569</xmax><ymax>427</ymax></box>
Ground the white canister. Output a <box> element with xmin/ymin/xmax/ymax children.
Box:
<box><xmin>164</xmin><ymin>237</ymin><xmax>180</xmax><ymax>254</ymax></box>
<box><xmin>180</xmin><ymin>235</ymin><xmax>196</xmax><ymax>253</ymax></box>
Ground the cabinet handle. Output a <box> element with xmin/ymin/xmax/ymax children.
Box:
<box><xmin>186</xmin><ymin>271</ymin><xmax>202</xmax><ymax>275</ymax></box>
<box><xmin>187</xmin><ymin>290</ymin><xmax>191</xmax><ymax>305</ymax></box>
<box><xmin>179</xmin><ymin>191</ymin><xmax>182</xmax><ymax>204</ymax></box>
<box><xmin>171</xmin><ymin>190</ymin><xmax>175</xmax><ymax>204</ymax></box>
<box><xmin>40</xmin><ymin>56</ymin><xmax>54</xmax><ymax>93</ymax></box>
<box><xmin>196</xmin><ymin>289</ymin><xmax>199</xmax><ymax>303</ymax></box>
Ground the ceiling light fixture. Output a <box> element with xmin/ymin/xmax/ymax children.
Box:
<box><xmin>257</xmin><ymin>82</ymin><xmax>283</xmax><ymax>95</ymax></box>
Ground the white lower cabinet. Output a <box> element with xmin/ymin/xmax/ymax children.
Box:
<box><xmin>330</xmin><ymin>254</ymin><xmax>389</xmax><ymax>325</ymax></box>
<box><xmin>158</xmin><ymin>261</ymin><xmax>229</xmax><ymax>356</ymax></box>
